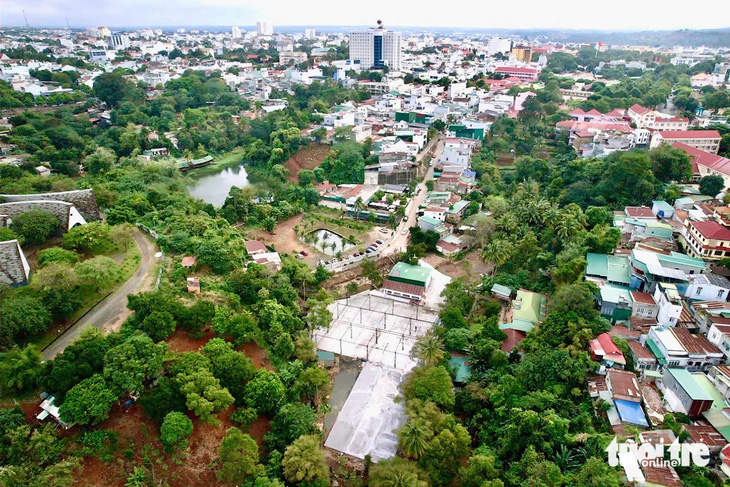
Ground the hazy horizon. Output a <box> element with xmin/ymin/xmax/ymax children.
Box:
<box><xmin>2</xmin><ymin>0</ymin><xmax>730</xmax><ymax>32</ymax></box>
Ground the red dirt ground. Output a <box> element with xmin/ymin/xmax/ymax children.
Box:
<box><xmin>284</xmin><ymin>144</ymin><xmax>331</xmax><ymax>182</ymax></box>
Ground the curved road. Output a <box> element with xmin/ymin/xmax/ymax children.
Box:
<box><xmin>42</xmin><ymin>230</ymin><xmax>159</xmax><ymax>360</ymax></box>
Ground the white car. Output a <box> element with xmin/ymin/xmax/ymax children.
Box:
<box><xmin>402</xmin><ymin>229</ymin><xmax>408</xmax><ymax>235</ymax></box>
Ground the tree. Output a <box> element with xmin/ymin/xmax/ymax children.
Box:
<box><xmin>361</xmin><ymin>258</ymin><xmax>383</xmax><ymax>288</ymax></box>
<box><xmin>11</xmin><ymin>209</ymin><xmax>59</xmax><ymax>245</ymax></box>
<box><xmin>571</xmin><ymin>457</ymin><xmax>622</xmax><ymax>487</ymax></box>
<box><xmin>0</xmin><ymin>295</ymin><xmax>51</xmax><ymax>346</ymax></box>
<box><xmin>31</xmin><ymin>262</ymin><xmax>79</xmax><ymax>292</ymax></box>
<box><xmin>110</xmin><ymin>223</ymin><xmax>136</xmax><ymax>250</ymax></box>
<box><xmin>75</xmin><ymin>255</ymin><xmax>118</xmax><ymax>291</ymax></box>
<box><xmin>140</xmin><ymin>376</ymin><xmax>188</xmax><ymax>424</ymax></box>
<box><xmin>93</xmin><ymin>71</ymin><xmax>130</xmax><ymax>108</ymax></box>
<box><xmin>83</xmin><ymin>147</ymin><xmax>117</xmax><ymax>174</ymax></box>
<box><xmin>63</xmin><ymin>222</ymin><xmax>111</xmax><ymax>253</ymax></box>
<box><xmin>402</xmin><ymin>366</ymin><xmax>455</xmax><ymax>410</ymax></box>
<box><xmin>369</xmin><ymin>458</ymin><xmax>429</xmax><ymax>487</ymax></box>
<box><xmin>139</xmin><ymin>310</ymin><xmax>177</xmax><ymax>342</ymax></box>
<box><xmin>0</xmin><ymin>345</ymin><xmax>42</xmax><ymax>393</ymax></box>
<box><xmin>244</xmin><ymin>370</ymin><xmax>286</xmax><ymax>416</ymax></box>
<box><xmin>399</xmin><ymin>418</ymin><xmax>432</xmax><ymax>459</ymax></box>
<box><xmin>178</xmin><ymin>369</ymin><xmax>234</xmax><ymax>423</ymax></box>
<box><xmin>160</xmin><ymin>411</ymin><xmax>193</xmax><ymax>453</ymax></box>
<box><xmin>103</xmin><ymin>333</ymin><xmax>166</xmax><ymax>396</ymax></box>
<box><xmin>294</xmin><ymin>366</ymin><xmax>331</xmax><ymax>405</ymax></box>
<box><xmin>265</xmin><ymin>403</ymin><xmax>319</xmax><ymax>452</ymax></box>
<box><xmin>282</xmin><ymin>435</ymin><xmax>330</xmax><ymax>486</ymax></box>
<box><xmin>411</xmin><ymin>333</ymin><xmax>445</xmax><ymax>366</ymax></box>
<box><xmin>37</xmin><ymin>247</ymin><xmax>79</xmax><ymax>267</ymax></box>
<box><xmin>209</xmin><ymin>350</ymin><xmax>257</xmax><ymax>405</ymax></box>
<box><xmin>59</xmin><ymin>374</ymin><xmax>117</xmax><ymax>426</ymax></box>
<box><xmin>699</xmin><ymin>174</ymin><xmax>725</xmax><ymax>197</ymax></box>
<box><xmin>42</xmin><ymin>328</ymin><xmax>110</xmax><ymax>395</ymax></box>
<box><xmin>649</xmin><ymin>144</ymin><xmax>693</xmax><ymax>183</ymax></box>
<box><xmin>217</xmin><ymin>428</ymin><xmax>262</xmax><ymax>484</ymax></box>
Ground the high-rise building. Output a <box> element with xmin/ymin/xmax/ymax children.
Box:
<box><xmin>349</xmin><ymin>21</ymin><xmax>402</xmax><ymax>71</ymax></box>
<box><xmin>107</xmin><ymin>34</ymin><xmax>131</xmax><ymax>51</ymax></box>
<box><xmin>511</xmin><ymin>45</ymin><xmax>534</xmax><ymax>63</ymax></box>
<box><xmin>487</xmin><ymin>37</ymin><xmax>512</xmax><ymax>56</ymax></box>
<box><xmin>304</xmin><ymin>28</ymin><xmax>316</xmax><ymax>40</ymax></box>
<box><xmin>256</xmin><ymin>21</ymin><xmax>273</xmax><ymax>37</ymax></box>
<box><xmin>232</xmin><ymin>26</ymin><xmax>241</xmax><ymax>38</ymax></box>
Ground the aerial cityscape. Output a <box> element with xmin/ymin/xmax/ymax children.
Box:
<box><xmin>2</xmin><ymin>2</ymin><xmax>730</xmax><ymax>487</ymax></box>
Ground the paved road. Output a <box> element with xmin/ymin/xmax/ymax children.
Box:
<box><xmin>42</xmin><ymin>230</ymin><xmax>159</xmax><ymax>360</ymax></box>
<box><xmin>383</xmin><ymin>138</ymin><xmax>443</xmax><ymax>255</ymax></box>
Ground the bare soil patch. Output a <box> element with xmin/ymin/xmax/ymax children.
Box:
<box><xmin>423</xmin><ymin>251</ymin><xmax>491</xmax><ymax>281</ymax></box>
<box><xmin>284</xmin><ymin>144</ymin><xmax>331</xmax><ymax>182</ymax></box>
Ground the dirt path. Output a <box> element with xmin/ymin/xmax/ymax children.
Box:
<box><xmin>42</xmin><ymin>229</ymin><xmax>159</xmax><ymax>360</ymax></box>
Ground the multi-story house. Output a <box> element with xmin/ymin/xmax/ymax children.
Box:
<box><xmin>647</xmin><ymin>326</ymin><xmax>723</xmax><ymax>371</ymax></box>
<box><xmin>650</xmin><ymin>130</ymin><xmax>722</xmax><ymax>154</ymax></box>
<box><xmin>682</xmin><ymin>220</ymin><xmax>730</xmax><ymax>260</ymax></box>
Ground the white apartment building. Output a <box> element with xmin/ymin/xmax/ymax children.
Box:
<box><xmin>304</xmin><ymin>29</ymin><xmax>316</xmax><ymax>40</ymax></box>
<box><xmin>488</xmin><ymin>37</ymin><xmax>512</xmax><ymax>56</ymax></box>
<box><xmin>349</xmin><ymin>25</ymin><xmax>402</xmax><ymax>71</ymax></box>
<box><xmin>107</xmin><ymin>34</ymin><xmax>131</xmax><ymax>51</ymax></box>
<box><xmin>232</xmin><ymin>26</ymin><xmax>242</xmax><ymax>39</ymax></box>
<box><xmin>256</xmin><ymin>21</ymin><xmax>273</xmax><ymax>37</ymax></box>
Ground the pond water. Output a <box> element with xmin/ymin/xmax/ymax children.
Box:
<box><xmin>187</xmin><ymin>165</ymin><xmax>250</xmax><ymax>207</ymax></box>
<box><xmin>305</xmin><ymin>229</ymin><xmax>354</xmax><ymax>256</ymax></box>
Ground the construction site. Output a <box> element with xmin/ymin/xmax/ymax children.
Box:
<box><xmin>318</xmin><ymin>282</ymin><xmax>446</xmax><ymax>462</ymax></box>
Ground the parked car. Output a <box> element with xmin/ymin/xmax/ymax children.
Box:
<box><xmin>402</xmin><ymin>215</ymin><xmax>408</xmax><ymax>222</ymax></box>
<box><xmin>375</xmin><ymin>239</ymin><xmax>384</xmax><ymax>245</ymax></box>
<box><xmin>379</xmin><ymin>228</ymin><xmax>389</xmax><ymax>234</ymax></box>
<box><xmin>295</xmin><ymin>254</ymin><xmax>304</xmax><ymax>259</ymax></box>
<box><xmin>300</xmin><ymin>250</ymin><xmax>309</xmax><ymax>256</ymax></box>
<box><xmin>402</xmin><ymin>228</ymin><xmax>408</xmax><ymax>235</ymax></box>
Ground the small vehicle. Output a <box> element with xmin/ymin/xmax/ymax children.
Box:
<box><xmin>376</xmin><ymin>239</ymin><xmax>384</xmax><ymax>245</ymax></box>
<box><xmin>402</xmin><ymin>216</ymin><xmax>408</xmax><ymax>222</ymax></box>
<box><xmin>300</xmin><ymin>250</ymin><xmax>309</xmax><ymax>256</ymax></box>
<box><xmin>379</xmin><ymin>228</ymin><xmax>389</xmax><ymax>234</ymax></box>
<box><xmin>366</xmin><ymin>247</ymin><xmax>374</xmax><ymax>253</ymax></box>
<box><xmin>402</xmin><ymin>228</ymin><xmax>408</xmax><ymax>235</ymax></box>
<box><xmin>295</xmin><ymin>254</ymin><xmax>304</xmax><ymax>259</ymax></box>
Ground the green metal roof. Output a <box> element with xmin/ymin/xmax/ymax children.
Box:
<box><xmin>449</xmin><ymin>357</ymin><xmax>472</xmax><ymax>384</ymax></box>
<box><xmin>586</xmin><ymin>253</ymin><xmax>608</xmax><ymax>277</ymax></box>
<box><xmin>499</xmin><ymin>319</ymin><xmax>535</xmax><ymax>333</ymax></box>
<box><xmin>388</xmin><ymin>262</ymin><xmax>432</xmax><ymax>287</ymax></box>
<box><xmin>652</xmin><ymin>200</ymin><xmax>674</xmax><ymax>214</ymax></box>
<box><xmin>418</xmin><ymin>216</ymin><xmax>442</xmax><ymax>226</ymax></box>
<box><xmin>692</xmin><ymin>373</ymin><xmax>727</xmax><ymax>410</ymax></box>
<box><xmin>491</xmin><ymin>283</ymin><xmax>512</xmax><ymax>298</ymax></box>
<box><xmin>512</xmin><ymin>290</ymin><xmax>547</xmax><ymax>324</ymax></box>
<box><xmin>668</xmin><ymin>368</ymin><xmax>714</xmax><ymax>401</ymax></box>
<box><xmin>644</xmin><ymin>338</ymin><xmax>668</xmax><ymax>365</ymax></box>
<box><xmin>702</xmin><ymin>409</ymin><xmax>730</xmax><ymax>442</ymax></box>
<box><xmin>659</xmin><ymin>252</ymin><xmax>706</xmax><ymax>270</ymax></box>
<box><xmin>607</xmin><ymin>255</ymin><xmax>632</xmax><ymax>284</ymax></box>
<box><xmin>599</xmin><ymin>286</ymin><xmax>632</xmax><ymax>305</ymax></box>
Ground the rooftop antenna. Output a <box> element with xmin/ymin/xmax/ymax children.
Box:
<box><xmin>23</xmin><ymin>10</ymin><xmax>30</xmax><ymax>31</ymax></box>
<box><xmin>376</xmin><ymin>19</ymin><xmax>383</xmax><ymax>29</ymax></box>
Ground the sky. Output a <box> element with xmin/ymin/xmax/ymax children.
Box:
<box><xmin>1</xmin><ymin>0</ymin><xmax>729</xmax><ymax>32</ymax></box>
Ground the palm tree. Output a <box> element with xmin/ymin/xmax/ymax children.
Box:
<box><xmin>0</xmin><ymin>345</ymin><xmax>42</xmax><ymax>393</ymax></box>
<box><xmin>411</xmin><ymin>332</ymin><xmax>444</xmax><ymax>366</ymax></box>
<box><xmin>369</xmin><ymin>458</ymin><xmax>428</xmax><ymax>487</ymax></box>
<box><xmin>480</xmin><ymin>238</ymin><xmax>512</xmax><ymax>273</ymax></box>
<box><xmin>398</xmin><ymin>418</ymin><xmax>432</xmax><ymax>459</ymax></box>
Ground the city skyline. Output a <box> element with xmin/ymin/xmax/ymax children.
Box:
<box><xmin>2</xmin><ymin>0</ymin><xmax>730</xmax><ymax>32</ymax></box>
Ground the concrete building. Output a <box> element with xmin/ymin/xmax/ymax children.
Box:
<box><xmin>383</xmin><ymin>262</ymin><xmax>432</xmax><ymax>303</ymax></box>
<box><xmin>279</xmin><ymin>52</ymin><xmax>308</xmax><ymax>65</ymax></box>
<box><xmin>349</xmin><ymin>22</ymin><xmax>402</xmax><ymax>71</ymax></box>
<box><xmin>232</xmin><ymin>26</ymin><xmax>242</xmax><ymax>39</ymax></box>
<box><xmin>511</xmin><ymin>45</ymin><xmax>533</xmax><ymax>63</ymax></box>
<box><xmin>488</xmin><ymin>37</ymin><xmax>512</xmax><ymax>56</ymax></box>
<box><xmin>256</xmin><ymin>21</ymin><xmax>273</xmax><ymax>37</ymax></box>
<box><xmin>650</xmin><ymin>130</ymin><xmax>722</xmax><ymax>154</ymax></box>
<box><xmin>107</xmin><ymin>34</ymin><xmax>131</xmax><ymax>51</ymax></box>
<box><xmin>682</xmin><ymin>220</ymin><xmax>730</xmax><ymax>260</ymax></box>
<box><xmin>661</xmin><ymin>368</ymin><xmax>714</xmax><ymax>417</ymax></box>
<box><xmin>304</xmin><ymin>28</ymin><xmax>316</xmax><ymax>39</ymax></box>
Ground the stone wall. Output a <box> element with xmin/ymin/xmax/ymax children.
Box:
<box><xmin>0</xmin><ymin>189</ymin><xmax>100</xmax><ymax>221</ymax></box>
<box><xmin>0</xmin><ymin>240</ymin><xmax>29</xmax><ymax>286</ymax></box>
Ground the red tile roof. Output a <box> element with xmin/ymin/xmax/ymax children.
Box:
<box><xmin>494</xmin><ymin>67</ymin><xmax>538</xmax><ymax>74</ymax></box>
<box><xmin>383</xmin><ymin>279</ymin><xmax>426</xmax><ymax>297</ymax></box>
<box><xmin>607</xmin><ymin>369</ymin><xmax>641</xmax><ymax>401</ymax></box>
<box><xmin>673</xmin><ymin>142</ymin><xmax>730</xmax><ymax>175</ymax></box>
<box><xmin>690</xmin><ymin>220</ymin><xmax>730</xmax><ymax>241</ymax></box>
<box><xmin>590</xmin><ymin>332</ymin><xmax>626</xmax><ymax>365</ymax></box>
<box><xmin>627</xmin><ymin>340</ymin><xmax>656</xmax><ymax>361</ymax></box>
<box><xmin>671</xmin><ymin>327</ymin><xmax>721</xmax><ymax>355</ymax></box>
<box><xmin>630</xmin><ymin>291</ymin><xmax>656</xmax><ymax>305</ymax></box>
<box><xmin>629</xmin><ymin>103</ymin><xmax>652</xmax><ymax>115</ymax></box>
<box><xmin>244</xmin><ymin>240</ymin><xmax>268</xmax><ymax>255</ymax></box>
<box><xmin>625</xmin><ymin>206</ymin><xmax>656</xmax><ymax>218</ymax></box>
<box><xmin>657</xmin><ymin>130</ymin><xmax>721</xmax><ymax>139</ymax></box>
<box><xmin>501</xmin><ymin>328</ymin><xmax>526</xmax><ymax>352</ymax></box>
